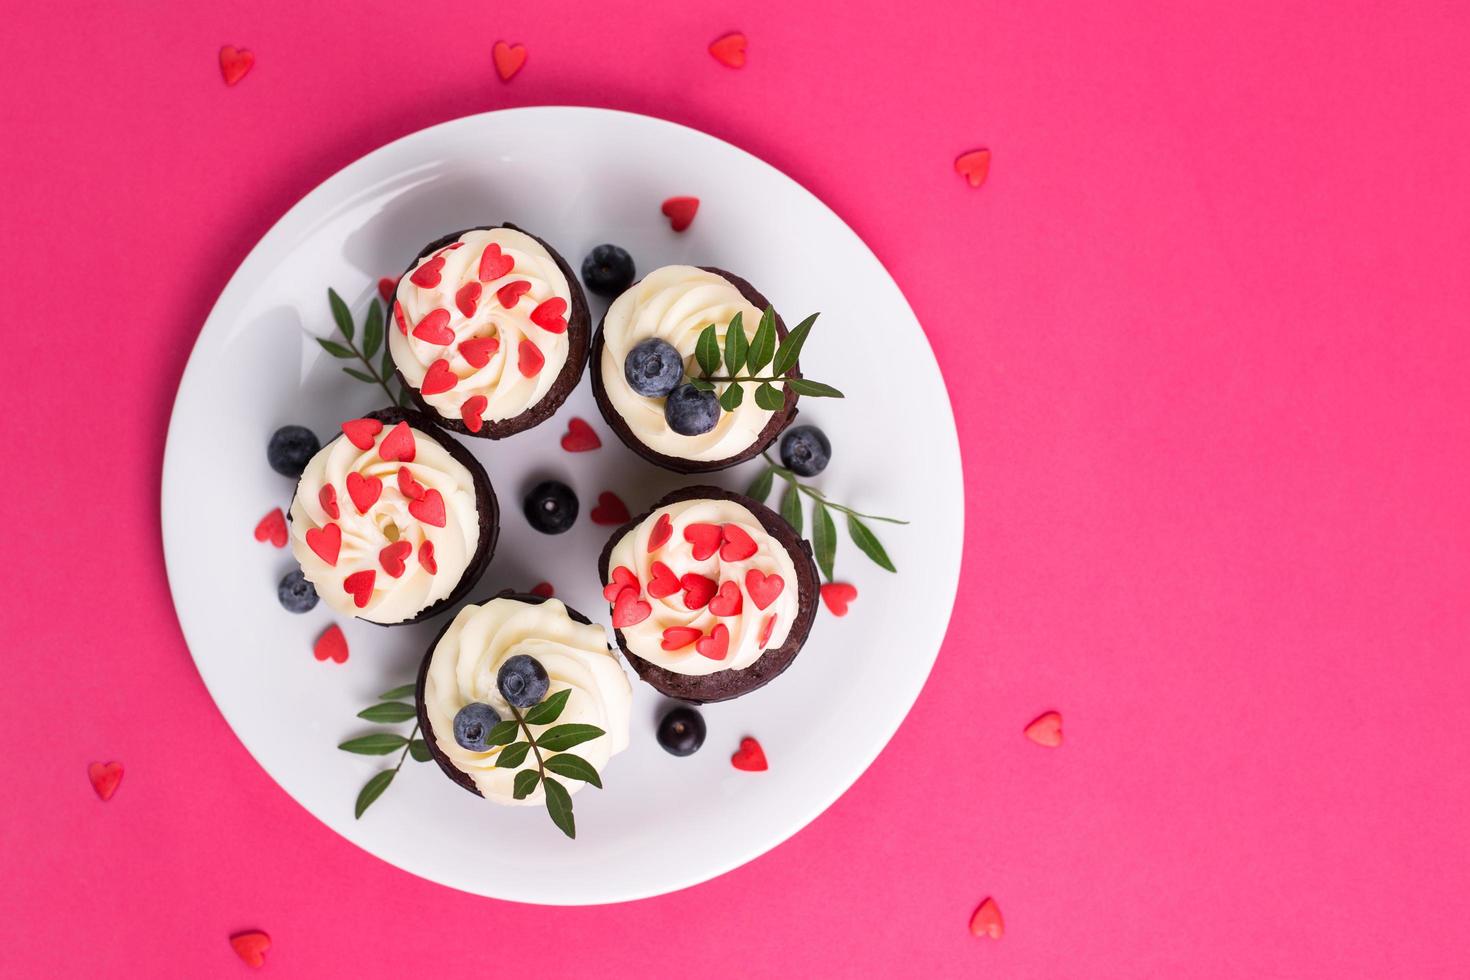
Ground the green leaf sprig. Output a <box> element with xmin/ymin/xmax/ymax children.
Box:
<box><xmin>688</xmin><ymin>309</ymin><xmax>844</xmax><ymax>412</ymax></box>
<box><xmin>478</xmin><ymin>688</ymin><xmax>605</xmax><ymax>839</ymax></box>
<box><xmin>338</xmin><ymin>683</ymin><xmax>431</xmax><ymax>819</ymax></box>
<box><xmin>746</xmin><ymin>454</ymin><xmax>907</xmax><ymax>580</ymax></box>
<box><xmin>317</xmin><ymin>289</ymin><xmax>407</xmax><ymax>408</ymax></box>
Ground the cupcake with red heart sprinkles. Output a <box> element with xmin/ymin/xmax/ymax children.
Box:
<box><xmin>389</xmin><ymin>225</ymin><xmax>590</xmax><ymax>438</ymax></box>
<box><xmin>288</xmin><ymin>408</ymin><xmax>498</xmax><ymax>625</ymax></box>
<box><xmin>597</xmin><ymin>485</ymin><xmax>819</xmax><ymax>702</ymax></box>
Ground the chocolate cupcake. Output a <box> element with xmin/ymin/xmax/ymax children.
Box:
<box><xmin>288</xmin><ymin>407</ymin><xmax>497</xmax><ymax>625</ymax></box>
<box><xmin>597</xmin><ymin>485</ymin><xmax>819</xmax><ymax>703</ymax></box>
<box><xmin>416</xmin><ymin>593</ymin><xmax>631</xmax><ymax>804</ymax></box>
<box><xmin>388</xmin><ymin>225</ymin><xmax>590</xmax><ymax>438</ymax></box>
<box><xmin>591</xmin><ymin>265</ymin><xmax>799</xmax><ymax>472</ymax></box>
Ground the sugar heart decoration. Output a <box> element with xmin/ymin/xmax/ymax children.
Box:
<box><xmin>341</xmin><ymin>417</ymin><xmax>383</xmax><ymax>450</ymax></box>
<box><xmin>719</xmin><ymin>523</ymin><xmax>758</xmax><ymax>561</ymax></box>
<box><xmin>647</xmin><ymin>513</ymin><xmax>672</xmax><ymax>552</ymax></box>
<box><xmin>757</xmin><ymin>614</ymin><xmax>777</xmax><ymax>648</ymax></box>
<box><xmin>379</xmin><ymin>540</ymin><xmax>413</xmax><ymax>578</ymax></box>
<box><xmin>517</xmin><ymin>339</ymin><xmax>544</xmax><ymax>377</ymax></box>
<box><xmin>478</xmin><ymin>243</ymin><xmax>514</xmax><ymax>281</ymax></box>
<box><xmin>497</xmin><ymin>280</ymin><xmax>531</xmax><ymax>308</ymax></box>
<box><xmin>745</xmin><ymin>569</ymin><xmax>784</xmax><ymax>610</ymax></box>
<box><xmin>313</xmin><ymin>624</ymin><xmax>348</xmax><ymax>663</ymax></box>
<box><xmin>409</xmin><ymin>488</ymin><xmax>446</xmax><ymax>527</ymax></box>
<box><xmin>88</xmin><ymin>761</ymin><xmax>124</xmax><ymax>801</ymax></box>
<box><xmin>343</xmin><ymin>570</ymin><xmax>376</xmax><ymax>608</ymax></box>
<box><xmin>396</xmin><ymin>466</ymin><xmax>425</xmax><ymax>501</ymax></box>
<box><xmin>560</xmin><ymin>417</ymin><xmax>601</xmax><ymax>452</ymax></box>
<box><xmin>612</xmin><ymin>587</ymin><xmax>652</xmax><ymax>628</ymax></box>
<box><xmin>709</xmin><ymin>32</ymin><xmax>747</xmax><ymax>68</ymax></box>
<box><xmin>820</xmin><ymin>582</ymin><xmax>857</xmax><ymax>616</ymax></box>
<box><xmin>530</xmin><ymin>297</ymin><xmax>568</xmax><ymax>333</ymax></box>
<box><xmin>493</xmin><ymin>40</ymin><xmax>527</xmax><ymax>81</ymax></box>
<box><xmin>393</xmin><ymin>301</ymin><xmax>408</xmax><ymax>334</ymax></box>
<box><xmin>455</xmin><ymin>282</ymin><xmax>481</xmax><ymax>318</ymax></box>
<box><xmin>254</xmin><ymin>508</ymin><xmax>287</xmax><ymax>547</ymax></box>
<box><xmin>219</xmin><ymin>45</ymin><xmax>254</xmax><ymax>86</ymax></box>
<box><xmin>697</xmin><ymin>623</ymin><xmax>730</xmax><ymax>660</ymax></box>
<box><xmin>1024</xmin><ymin>710</ymin><xmax>1063</xmax><ymax>748</ymax></box>
<box><xmin>647</xmin><ymin>560</ymin><xmax>680</xmax><ymax>599</ymax></box>
<box><xmin>661</xmin><ymin>196</ymin><xmax>699</xmax><ymax>232</ymax></box>
<box><xmin>460</xmin><ymin>395</ymin><xmax>488</xmax><ymax>434</ymax></box>
<box><xmin>412</xmin><ymin>308</ymin><xmax>454</xmax><ymax>345</ymax></box>
<box><xmin>346</xmin><ymin>471</ymin><xmax>382</xmax><ymax>514</ymax></box>
<box><xmin>530</xmin><ymin>581</ymin><xmax>555</xmax><ymax>599</ymax></box>
<box><xmin>603</xmin><ymin>566</ymin><xmax>639</xmax><ymax>602</ymax></box>
<box><xmin>731</xmin><ymin>736</ymin><xmax>767</xmax><ymax>771</ymax></box>
<box><xmin>305</xmin><ymin>522</ymin><xmax>341</xmax><ymax>565</ymax></box>
<box><xmin>230</xmin><ymin>931</ymin><xmax>272</xmax><ymax>968</ymax></box>
<box><xmin>420</xmin><ymin>358</ymin><xmax>458</xmax><ymax>396</ymax></box>
<box><xmin>318</xmin><ymin>484</ymin><xmax>340</xmax><ymax>520</ymax></box>
<box><xmin>409</xmin><ymin>255</ymin><xmax>445</xmax><ymax>288</ymax></box>
<box><xmin>378</xmin><ymin>277</ymin><xmax>397</xmax><ymax>304</ymax></box>
<box><xmin>459</xmin><ymin>336</ymin><xmax>500</xmax><ymax>369</ymax></box>
<box><xmin>680</xmin><ymin>573</ymin><xmax>717</xmax><ymax>610</ymax></box>
<box><xmin>708</xmin><ymin>581</ymin><xmax>743</xmax><ymax>617</ymax></box>
<box><xmin>419</xmin><ymin>540</ymin><xmax>437</xmax><ymax>574</ymax></box>
<box><xmin>590</xmin><ymin>492</ymin><xmax>630</xmax><ymax>526</ymax></box>
<box><xmin>378</xmin><ymin>422</ymin><xmax>416</xmax><ymax>462</ymax></box>
<box><xmin>684</xmin><ymin>522</ymin><xmax>722</xmax><ymax>560</ymax></box>
<box><xmin>955</xmin><ymin>148</ymin><xmax>992</xmax><ymax>188</ymax></box>
<box><xmin>661</xmin><ymin>626</ymin><xmax>702</xmax><ymax>650</ymax></box>
<box><xmin>969</xmin><ymin>898</ymin><xmax>1004</xmax><ymax>939</ymax></box>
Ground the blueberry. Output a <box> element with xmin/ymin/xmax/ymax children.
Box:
<box><xmin>779</xmin><ymin>425</ymin><xmax>831</xmax><ymax>477</ymax></box>
<box><xmin>581</xmin><ymin>244</ymin><xmax>636</xmax><ymax>297</ymax></box>
<box><xmin>497</xmin><ymin>655</ymin><xmax>550</xmax><ymax>708</ymax></box>
<box><xmin>453</xmin><ymin>702</ymin><xmax>502</xmax><ymax>751</ymax></box>
<box><xmin>664</xmin><ymin>383</ymin><xmax>721</xmax><ymax>436</ymax></box>
<box><xmin>656</xmin><ymin>706</ymin><xmax>706</xmax><ymax>757</ymax></box>
<box><xmin>276</xmin><ymin>569</ymin><xmax>319</xmax><ymax>613</ymax></box>
<box><xmin>267</xmin><ymin>425</ymin><xmax>320</xmax><ymax>478</ymax></box>
<box><xmin>523</xmin><ymin>480</ymin><xmax>578</xmax><ymax>534</ymax></box>
<box><xmin>624</xmin><ymin>338</ymin><xmax>685</xmax><ymax>397</ymax></box>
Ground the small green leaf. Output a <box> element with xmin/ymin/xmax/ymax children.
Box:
<box><xmin>380</xmin><ymin>344</ymin><xmax>396</xmax><ymax>387</ymax></box>
<box><xmin>486</xmin><ymin>720</ymin><xmax>519</xmax><ymax>746</ymax></box>
<box><xmin>523</xmin><ymin>688</ymin><xmax>571</xmax><ymax>726</ymax></box>
<box><xmin>746</xmin><ymin>466</ymin><xmax>775</xmax><ymax>501</ymax></box>
<box><xmin>695</xmin><ymin>324</ymin><xmax>720</xmax><ymax>376</ymax></box>
<box><xmin>316</xmin><ymin>337</ymin><xmax>356</xmax><ymax>359</ymax></box>
<box><xmin>543</xmin><ymin>777</ymin><xmax>575</xmax><ymax>838</ymax></box>
<box><xmin>328</xmin><ymin>288</ymin><xmax>355</xmax><ymax>342</ymax></box>
<box><xmin>786</xmin><ymin>378</ymin><xmax>845</xmax><ymax>398</ymax></box>
<box><xmin>356</xmin><ymin>702</ymin><xmax>417</xmax><ymax>723</ymax></box>
<box><xmin>363</xmin><ymin>300</ymin><xmax>384</xmax><ymax>359</ymax></box>
<box><xmin>719</xmin><ymin>383</ymin><xmax>745</xmax><ymax>411</ymax></box>
<box><xmin>513</xmin><ymin>769</ymin><xmax>541</xmax><ymax>800</ymax></box>
<box><xmin>338</xmin><ymin>733</ymin><xmax>408</xmax><ymax>755</ymax></box>
<box><xmin>408</xmin><ymin>739</ymin><xmax>432</xmax><ymax>762</ymax></box>
<box><xmin>379</xmin><ymin>683</ymin><xmax>416</xmax><ymax>701</ymax></box>
<box><xmin>772</xmin><ymin>312</ymin><xmax>818</xmax><ymax>377</ymax></box>
<box><xmin>723</xmin><ymin>311</ymin><xmax>748</xmax><ymax>374</ymax></box>
<box><xmin>497</xmin><ymin>741</ymin><xmax>532</xmax><ymax>769</ymax></box>
<box><xmin>543</xmin><ymin>753</ymin><xmax>603</xmax><ymax>788</ymax></box>
<box><xmin>812</xmin><ymin>500</ymin><xmax>837</xmax><ymax>582</ymax></box>
<box><xmin>354</xmin><ymin>769</ymin><xmax>395</xmax><ymax>819</ymax></box>
<box><xmin>343</xmin><ymin>367</ymin><xmax>376</xmax><ymax>384</ymax></box>
<box><xmin>536</xmin><ymin>724</ymin><xmax>605</xmax><ymax>752</ymax></box>
<box><xmin>847</xmin><ymin>514</ymin><xmax>897</xmax><ymax>572</ymax></box>
<box><xmin>747</xmin><ymin>307</ymin><xmax>777</xmax><ymax>372</ymax></box>
<box><xmin>688</xmin><ymin>378</ymin><xmax>715</xmax><ymax>392</ymax></box>
<box><xmin>781</xmin><ymin>481</ymin><xmax>803</xmax><ymax>535</ymax></box>
<box><xmin>754</xmin><ymin>382</ymin><xmax>784</xmax><ymax>411</ymax></box>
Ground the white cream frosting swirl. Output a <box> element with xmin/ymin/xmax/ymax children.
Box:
<box><xmin>600</xmin><ymin>265</ymin><xmax>775</xmax><ymax>461</ymax></box>
<box><xmin>424</xmin><ymin>598</ymin><xmax>631</xmax><ymax>805</ymax></box>
<box><xmin>289</xmin><ymin>422</ymin><xmax>480</xmax><ymax>624</ymax></box>
<box><xmin>390</xmin><ymin>228</ymin><xmax>572</xmax><ymax>426</ymax></box>
<box><xmin>605</xmin><ymin>498</ymin><xmax>799</xmax><ymax>675</ymax></box>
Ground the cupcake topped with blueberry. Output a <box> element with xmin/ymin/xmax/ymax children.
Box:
<box><xmin>390</xmin><ymin>225</ymin><xmax>590</xmax><ymax>438</ymax></box>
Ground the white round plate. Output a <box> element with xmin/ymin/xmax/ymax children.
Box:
<box><xmin>162</xmin><ymin>107</ymin><xmax>963</xmax><ymax>905</ymax></box>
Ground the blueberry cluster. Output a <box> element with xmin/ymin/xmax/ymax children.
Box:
<box><xmin>451</xmin><ymin>654</ymin><xmax>551</xmax><ymax>751</ymax></box>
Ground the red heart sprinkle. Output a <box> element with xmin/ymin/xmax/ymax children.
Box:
<box><xmin>412</xmin><ymin>308</ymin><xmax>454</xmax><ymax>345</ymax></box>
<box><xmin>661</xmin><ymin>196</ymin><xmax>699</xmax><ymax>232</ymax></box>
<box><xmin>219</xmin><ymin>45</ymin><xmax>254</xmax><ymax>86</ymax></box>
<box><xmin>478</xmin><ymin>242</ymin><xmax>514</xmax><ymax>281</ymax></box>
<box><xmin>419</xmin><ymin>540</ymin><xmax>437</xmax><ymax>574</ymax></box>
<box><xmin>341</xmin><ymin>417</ymin><xmax>383</xmax><ymax>450</ymax></box>
<box><xmin>708</xmin><ymin>580</ymin><xmax>743</xmax><ymax>617</ymax></box>
<box><xmin>731</xmin><ymin>736</ymin><xmax>767</xmax><ymax>771</ymax></box>
<box><xmin>612</xmin><ymin>587</ymin><xmax>652</xmax><ymax>628</ymax></box>
<box><xmin>420</xmin><ymin>358</ymin><xmax>458</xmax><ymax>396</ymax></box>
<box><xmin>955</xmin><ymin>148</ymin><xmax>992</xmax><ymax>188</ymax></box>
<box><xmin>683</xmin><ymin>522</ymin><xmax>722</xmax><ymax>559</ymax></box>
<box><xmin>313</xmin><ymin>623</ymin><xmax>349</xmax><ymax>663</ymax></box>
<box><xmin>647</xmin><ymin>560</ymin><xmax>680</xmax><ymax>599</ymax></box>
<box><xmin>409</xmin><ymin>255</ymin><xmax>446</xmax><ymax>288</ymax></box>
<box><xmin>497</xmin><ymin>280</ymin><xmax>531</xmax><ymax>308</ymax></box>
<box><xmin>517</xmin><ymin>339</ymin><xmax>544</xmax><ymax>377</ymax></box>
<box><xmin>393</xmin><ymin>301</ymin><xmax>408</xmax><ymax>335</ymax></box>
<box><xmin>378</xmin><ymin>277</ymin><xmax>397</xmax><ymax>304</ymax></box>
<box><xmin>590</xmin><ymin>491</ymin><xmax>630</xmax><ymax>525</ymax></box>
<box><xmin>661</xmin><ymin>626</ymin><xmax>702</xmax><ymax>650</ymax></box>
<box><xmin>560</xmin><ymin>417</ymin><xmax>601</xmax><ymax>452</ymax></box>
<box><xmin>530</xmin><ymin>581</ymin><xmax>555</xmax><ymax>599</ymax></box>
<box><xmin>757</xmin><ymin>613</ymin><xmax>777</xmax><ymax>648</ymax></box>
<box><xmin>603</xmin><ymin>566</ymin><xmax>639</xmax><ymax>602</ymax></box>
<box><xmin>409</xmin><ymin>488</ymin><xmax>446</xmax><ymax>527</ymax></box>
<box><xmin>88</xmin><ymin>761</ymin><xmax>124</xmax><ymax>801</ymax></box>
<box><xmin>254</xmin><ymin>508</ymin><xmax>287</xmax><ymax>548</ymax></box>
<box><xmin>305</xmin><ymin>522</ymin><xmax>341</xmax><ymax>565</ymax></box>
<box><xmin>969</xmin><ymin>897</ymin><xmax>1004</xmax><ymax>939</ymax></box>
<box><xmin>455</xmin><ymin>281</ymin><xmax>481</xmax><ymax>318</ymax></box>
<box><xmin>647</xmin><ymin>513</ymin><xmax>672</xmax><ymax>552</ymax></box>
<box><xmin>231</xmin><ymin>931</ymin><xmax>272</xmax><ymax>968</ymax></box>
<box><xmin>696</xmin><ymin>623</ymin><xmax>730</xmax><ymax>660</ymax></box>
<box><xmin>460</xmin><ymin>395</ymin><xmax>488</xmax><ymax>433</ymax></box>
<box><xmin>680</xmin><ymin>573</ymin><xmax>718</xmax><ymax>610</ymax></box>
<box><xmin>1024</xmin><ymin>710</ymin><xmax>1063</xmax><ymax>748</ymax></box>
<box><xmin>378</xmin><ymin>422</ymin><xmax>416</xmax><ymax>462</ymax></box>
<box><xmin>397</xmin><ymin>466</ymin><xmax>425</xmax><ymax>501</ymax></box>
<box><xmin>744</xmin><ymin>569</ymin><xmax>784</xmax><ymax>609</ymax></box>
<box><xmin>318</xmin><ymin>484</ymin><xmax>340</xmax><ymax>520</ymax></box>
<box><xmin>343</xmin><ymin>570</ymin><xmax>376</xmax><ymax>608</ymax></box>
<box><xmin>459</xmin><ymin>336</ymin><xmax>500</xmax><ymax>368</ymax></box>
<box><xmin>530</xmin><ymin>297</ymin><xmax>568</xmax><ymax>333</ymax></box>
<box><xmin>346</xmin><ymin>471</ymin><xmax>382</xmax><ymax>514</ymax></box>
<box><xmin>379</xmin><ymin>540</ymin><xmax>413</xmax><ymax>578</ymax></box>
<box><xmin>820</xmin><ymin>582</ymin><xmax>857</xmax><ymax>616</ymax></box>
<box><xmin>493</xmin><ymin>40</ymin><xmax>527</xmax><ymax>81</ymax></box>
<box><xmin>709</xmin><ymin>32</ymin><xmax>747</xmax><ymax>68</ymax></box>
<box><xmin>719</xmin><ymin>523</ymin><xmax>758</xmax><ymax>561</ymax></box>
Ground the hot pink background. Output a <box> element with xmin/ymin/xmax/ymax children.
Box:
<box><xmin>3</xmin><ymin>0</ymin><xmax>1468</xmax><ymax>976</ymax></box>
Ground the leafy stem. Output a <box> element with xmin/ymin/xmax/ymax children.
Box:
<box><xmin>687</xmin><ymin>308</ymin><xmax>844</xmax><ymax>411</ymax></box>
<box><xmin>508</xmin><ymin>703</ymin><xmax>547</xmax><ymax>774</ymax></box>
<box><xmin>759</xmin><ymin>454</ymin><xmax>910</xmax><ymax>524</ymax></box>
<box><xmin>319</xmin><ymin>289</ymin><xmax>407</xmax><ymax>408</ymax></box>
<box><xmin>339</xmin><ymin>683</ymin><xmax>431</xmax><ymax>819</ymax></box>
